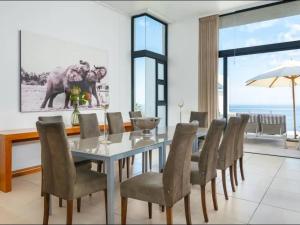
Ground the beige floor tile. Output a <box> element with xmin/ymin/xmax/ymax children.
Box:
<box><xmin>250</xmin><ymin>204</ymin><xmax>300</xmax><ymax>224</ymax></box>
<box><xmin>263</xmin><ymin>189</ymin><xmax>300</xmax><ymax>213</ymax></box>
<box><xmin>276</xmin><ymin>168</ymin><xmax>300</xmax><ymax>181</ymax></box>
<box><xmin>270</xmin><ymin>177</ymin><xmax>300</xmax><ymax>194</ymax></box>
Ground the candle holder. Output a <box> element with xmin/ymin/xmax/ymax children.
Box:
<box><xmin>178</xmin><ymin>100</ymin><xmax>184</xmax><ymax>123</ymax></box>
<box><xmin>99</xmin><ymin>104</ymin><xmax>111</xmax><ymax>144</ymax></box>
<box><xmin>97</xmin><ymin>83</ymin><xmax>111</xmax><ymax>144</ymax></box>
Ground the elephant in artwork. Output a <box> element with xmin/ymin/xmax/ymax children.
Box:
<box><xmin>40</xmin><ymin>61</ymin><xmax>107</xmax><ymax>109</ymax></box>
<box><xmin>86</xmin><ymin>66</ymin><xmax>107</xmax><ymax>107</ymax></box>
<box><xmin>40</xmin><ymin>60</ymin><xmax>90</xmax><ymax>109</ymax></box>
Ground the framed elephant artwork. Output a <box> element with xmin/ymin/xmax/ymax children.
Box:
<box><xmin>20</xmin><ymin>30</ymin><xmax>109</xmax><ymax>112</ymax></box>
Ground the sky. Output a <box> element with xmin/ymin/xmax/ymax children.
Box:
<box><xmin>219</xmin><ymin>14</ymin><xmax>300</xmax><ymax>106</ymax></box>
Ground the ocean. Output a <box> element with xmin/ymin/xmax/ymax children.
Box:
<box><xmin>229</xmin><ymin>105</ymin><xmax>300</xmax><ymax>131</ymax></box>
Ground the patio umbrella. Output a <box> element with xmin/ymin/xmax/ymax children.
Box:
<box><xmin>246</xmin><ymin>61</ymin><xmax>300</xmax><ymax>139</ymax></box>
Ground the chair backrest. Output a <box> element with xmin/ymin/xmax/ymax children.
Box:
<box><xmin>36</xmin><ymin>121</ymin><xmax>76</xmax><ymax>199</ymax></box>
<box><xmin>107</xmin><ymin>112</ymin><xmax>125</xmax><ymax>134</ymax></box>
<box><xmin>217</xmin><ymin>117</ymin><xmax>241</xmax><ymax>170</ymax></box>
<box><xmin>189</xmin><ymin>111</ymin><xmax>208</xmax><ymax>128</ymax></box>
<box><xmin>129</xmin><ymin>111</ymin><xmax>142</xmax><ymax>131</ymax></box>
<box><xmin>235</xmin><ymin>114</ymin><xmax>250</xmax><ymax>160</ymax></box>
<box><xmin>79</xmin><ymin>113</ymin><xmax>100</xmax><ymax>139</ymax></box>
<box><xmin>38</xmin><ymin>116</ymin><xmax>63</xmax><ymax>123</ymax></box>
<box><xmin>162</xmin><ymin>123</ymin><xmax>198</xmax><ymax>207</ymax></box>
<box><xmin>198</xmin><ymin>119</ymin><xmax>226</xmax><ymax>185</ymax></box>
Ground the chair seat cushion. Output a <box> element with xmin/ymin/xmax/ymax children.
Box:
<box><xmin>120</xmin><ymin>172</ymin><xmax>165</xmax><ymax>205</ymax></box>
<box><xmin>74</xmin><ymin>170</ymin><xmax>107</xmax><ymax>199</ymax></box>
<box><xmin>191</xmin><ymin>151</ymin><xmax>201</xmax><ymax>162</ymax></box>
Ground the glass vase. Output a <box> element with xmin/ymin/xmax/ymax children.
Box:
<box><xmin>71</xmin><ymin>103</ymin><xmax>80</xmax><ymax>126</ymax></box>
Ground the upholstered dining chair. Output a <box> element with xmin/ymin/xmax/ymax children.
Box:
<box><xmin>217</xmin><ymin>117</ymin><xmax>242</xmax><ymax>200</ymax></box>
<box><xmin>189</xmin><ymin>111</ymin><xmax>208</xmax><ymax>128</ymax></box>
<box><xmin>38</xmin><ymin>116</ymin><xmax>91</xmax><ymax>207</ymax></box>
<box><xmin>78</xmin><ymin>113</ymin><xmax>104</xmax><ymax>172</ymax></box>
<box><xmin>38</xmin><ymin>116</ymin><xmax>91</xmax><ymax>167</ymax></box>
<box><xmin>106</xmin><ymin>112</ymin><xmax>129</xmax><ymax>182</ymax></box>
<box><xmin>189</xmin><ymin>111</ymin><xmax>208</xmax><ymax>150</ymax></box>
<box><xmin>36</xmin><ymin>121</ymin><xmax>107</xmax><ymax>225</ymax></box>
<box><xmin>234</xmin><ymin>114</ymin><xmax>250</xmax><ymax>186</ymax></box>
<box><xmin>190</xmin><ymin>119</ymin><xmax>226</xmax><ymax>223</ymax></box>
<box><xmin>129</xmin><ymin>111</ymin><xmax>152</xmax><ymax>171</ymax></box>
<box><xmin>120</xmin><ymin>123</ymin><xmax>198</xmax><ymax>225</ymax></box>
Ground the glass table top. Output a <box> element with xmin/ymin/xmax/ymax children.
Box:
<box><xmin>70</xmin><ymin>127</ymin><xmax>207</xmax><ymax>158</ymax></box>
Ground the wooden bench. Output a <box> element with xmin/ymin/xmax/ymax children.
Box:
<box><xmin>0</xmin><ymin>122</ymin><xmax>132</xmax><ymax>193</ymax></box>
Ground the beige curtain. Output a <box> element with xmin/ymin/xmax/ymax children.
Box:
<box><xmin>198</xmin><ymin>15</ymin><xmax>219</xmax><ymax>125</ymax></box>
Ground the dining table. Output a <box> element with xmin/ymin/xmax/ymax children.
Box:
<box><xmin>69</xmin><ymin>126</ymin><xmax>207</xmax><ymax>224</ymax></box>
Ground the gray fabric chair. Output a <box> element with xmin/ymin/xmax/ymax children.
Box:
<box><xmin>190</xmin><ymin>119</ymin><xmax>226</xmax><ymax>222</ymax></box>
<box><xmin>79</xmin><ymin>113</ymin><xmax>104</xmax><ymax>172</ymax></box>
<box><xmin>234</xmin><ymin>114</ymin><xmax>250</xmax><ymax>186</ymax></box>
<box><xmin>120</xmin><ymin>123</ymin><xmax>198</xmax><ymax>225</ymax></box>
<box><xmin>129</xmin><ymin>111</ymin><xmax>142</xmax><ymax>131</ymax></box>
<box><xmin>217</xmin><ymin>117</ymin><xmax>242</xmax><ymax>200</ymax></box>
<box><xmin>38</xmin><ymin>116</ymin><xmax>90</xmax><ymax>167</ymax></box>
<box><xmin>189</xmin><ymin>111</ymin><xmax>208</xmax><ymax>128</ymax></box>
<box><xmin>106</xmin><ymin>112</ymin><xmax>129</xmax><ymax>182</ymax></box>
<box><xmin>189</xmin><ymin>111</ymin><xmax>208</xmax><ymax>151</ymax></box>
<box><xmin>36</xmin><ymin>121</ymin><xmax>107</xmax><ymax>225</ymax></box>
<box><xmin>38</xmin><ymin>116</ymin><xmax>91</xmax><ymax>207</ymax></box>
<box><xmin>129</xmin><ymin>111</ymin><xmax>152</xmax><ymax>171</ymax></box>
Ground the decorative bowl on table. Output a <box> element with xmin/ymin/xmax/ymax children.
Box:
<box><xmin>131</xmin><ymin>117</ymin><xmax>160</xmax><ymax>136</ymax></box>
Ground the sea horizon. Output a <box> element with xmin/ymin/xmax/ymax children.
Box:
<box><xmin>230</xmin><ymin>104</ymin><xmax>300</xmax><ymax>131</ymax></box>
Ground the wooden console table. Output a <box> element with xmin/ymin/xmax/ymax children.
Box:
<box><xmin>0</xmin><ymin>122</ymin><xmax>132</xmax><ymax>193</ymax></box>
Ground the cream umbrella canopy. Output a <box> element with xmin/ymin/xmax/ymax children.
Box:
<box><xmin>246</xmin><ymin>61</ymin><xmax>300</xmax><ymax>139</ymax></box>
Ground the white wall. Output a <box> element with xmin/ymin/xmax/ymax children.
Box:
<box><xmin>0</xmin><ymin>1</ymin><xmax>131</xmax><ymax>130</ymax></box>
<box><xmin>168</xmin><ymin>17</ymin><xmax>199</xmax><ymax>126</ymax></box>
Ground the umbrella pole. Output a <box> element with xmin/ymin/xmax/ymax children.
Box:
<box><xmin>292</xmin><ymin>78</ymin><xmax>297</xmax><ymax>139</ymax></box>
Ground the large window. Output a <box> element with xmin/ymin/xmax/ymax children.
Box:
<box><xmin>132</xmin><ymin>14</ymin><xmax>168</xmax><ymax>127</ymax></box>
<box><xmin>219</xmin><ymin>2</ymin><xmax>300</xmax><ymax>134</ymax></box>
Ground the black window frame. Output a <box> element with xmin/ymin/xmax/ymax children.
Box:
<box><xmin>219</xmin><ymin>40</ymin><xmax>300</xmax><ymax>119</ymax></box>
<box><xmin>131</xmin><ymin>13</ymin><xmax>168</xmax><ymax>126</ymax></box>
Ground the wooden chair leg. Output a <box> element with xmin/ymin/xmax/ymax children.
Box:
<box><xmin>104</xmin><ymin>190</ymin><xmax>108</xmax><ymax>225</ymax></box>
<box><xmin>131</xmin><ymin>156</ymin><xmax>135</xmax><ymax>165</ymax></box>
<box><xmin>234</xmin><ymin>160</ymin><xmax>238</xmax><ymax>186</ymax></box>
<box><xmin>59</xmin><ymin>198</ymin><xmax>63</xmax><ymax>207</ymax></box>
<box><xmin>97</xmin><ymin>161</ymin><xmax>102</xmax><ymax>173</ymax></box>
<box><xmin>211</xmin><ymin>178</ymin><xmax>218</xmax><ymax>210</ymax></box>
<box><xmin>122</xmin><ymin>158</ymin><xmax>126</xmax><ymax>168</ymax></box>
<box><xmin>222</xmin><ymin>170</ymin><xmax>229</xmax><ymax>200</ymax></box>
<box><xmin>239</xmin><ymin>157</ymin><xmax>245</xmax><ymax>181</ymax></box>
<box><xmin>229</xmin><ymin>165</ymin><xmax>236</xmax><ymax>192</ymax></box>
<box><xmin>166</xmin><ymin>206</ymin><xmax>173</xmax><ymax>225</ymax></box>
<box><xmin>66</xmin><ymin>200</ymin><xmax>73</xmax><ymax>225</ymax></box>
<box><xmin>148</xmin><ymin>202</ymin><xmax>152</xmax><ymax>219</ymax></box>
<box><xmin>121</xmin><ymin>197</ymin><xmax>127</xmax><ymax>225</ymax></box>
<box><xmin>184</xmin><ymin>194</ymin><xmax>191</xmax><ymax>225</ymax></box>
<box><xmin>149</xmin><ymin>150</ymin><xmax>152</xmax><ymax>171</ymax></box>
<box><xmin>43</xmin><ymin>193</ymin><xmax>50</xmax><ymax>225</ymax></box>
<box><xmin>126</xmin><ymin>157</ymin><xmax>130</xmax><ymax>178</ymax></box>
<box><xmin>77</xmin><ymin>198</ymin><xmax>81</xmax><ymax>213</ymax></box>
<box><xmin>118</xmin><ymin>160</ymin><xmax>123</xmax><ymax>182</ymax></box>
<box><xmin>201</xmin><ymin>185</ymin><xmax>208</xmax><ymax>223</ymax></box>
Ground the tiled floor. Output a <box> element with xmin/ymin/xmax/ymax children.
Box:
<box><xmin>245</xmin><ymin>136</ymin><xmax>300</xmax><ymax>158</ymax></box>
<box><xmin>1</xmin><ymin>151</ymin><xmax>300</xmax><ymax>224</ymax></box>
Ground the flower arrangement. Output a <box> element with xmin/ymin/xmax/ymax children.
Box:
<box><xmin>69</xmin><ymin>85</ymin><xmax>91</xmax><ymax>126</ymax></box>
<box><xmin>70</xmin><ymin>85</ymin><xmax>91</xmax><ymax>106</ymax></box>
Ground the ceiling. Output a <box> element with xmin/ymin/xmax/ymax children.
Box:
<box><xmin>100</xmin><ymin>1</ymin><xmax>271</xmax><ymax>23</ymax></box>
